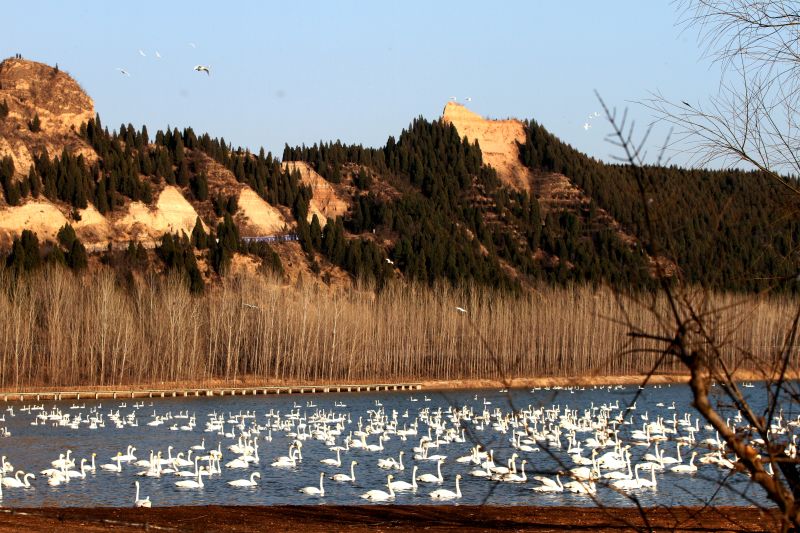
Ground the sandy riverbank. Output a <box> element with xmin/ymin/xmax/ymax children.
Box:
<box><xmin>0</xmin><ymin>369</ymin><xmax>787</xmax><ymax>398</ymax></box>
<box><xmin>0</xmin><ymin>505</ymin><xmax>781</xmax><ymax>532</ymax></box>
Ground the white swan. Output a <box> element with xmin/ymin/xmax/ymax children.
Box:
<box><xmin>330</xmin><ymin>461</ymin><xmax>357</xmax><ymax>482</ymax></box>
<box><xmin>564</xmin><ymin>479</ymin><xmax>596</xmax><ymax>494</ymax></box>
<box><xmin>176</xmin><ymin>457</ymin><xmax>201</xmax><ymax>477</ymax></box>
<box><xmin>299</xmin><ymin>472</ymin><xmax>325</xmax><ymax>496</ymax></box>
<box><xmin>611</xmin><ymin>464</ymin><xmax>644</xmax><ymax>490</ymax></box>
<box><xmin>228</xmin><ymin>472</ymin><xmax>261</xmax><ymax>487</ymax></box>
<box><xmin>429</xmin><ymin>474</ymin><xmax>462</xmax><ymax>500</ymax></box>
<box><xmin>532</xmin><ymin>473</ymin><xmax>563</xmax><ymax>492</ymax></box>
<box><xmin>501</xmin><ymin>460</ymin><xmax>527</xmax><ymax>482</ymax></box>
<box><xmin>3</xmin><ymin>471</ymin><xmax>34</xmax><ymax>488</ymax></box>
<box><xmin>101</xmin><ymin>455</ymin><xmax>123</xmax><ymax>472</ymax></box>
<box><xmin>638</xmin><ymin>464</ymin><xmax>658</xmax><ymax>489</ymax></box>
<box><xmin>65</xmin><ymin>459</ymin><xmax>89</xmax><ymax>479</ymax></box>
<box><xmin>320</xmin><ymin>448</ymin><xmax>341</xmax><ymax>467</ymax></box>
<box><xmin>671</xmin><ymin>452</ymin><xmax>698</xmax><ymax>473</ymax></box>
<box><xmin>361</xmin><ymin>475</ymin><xmax>395</xmax><ymax>501</ymax></box>
<box><xmin>388</xmin><ymin>466</ymin><xmax>418</xmax><ymax>491</ymax></box>
<box><xmin>175</xmin><ymin>471</ymin><xmax>204</xmax><ymax>489</ymax></box>
<box><xmin>416</xmin><ymin>459</ymin><xmax>444</xmax><ymax>483</ymax></box>
<box><xmin>134</xmin><ymin>481</ymin><xmax>151</xmax><ymax>507</ymax></box>
<box><xmin>226</xmin><ymin>456</ymin><xmax>250</xmax><ymax>469</ymax></box>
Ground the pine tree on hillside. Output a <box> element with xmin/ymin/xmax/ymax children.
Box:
<box><xmin>190</xmin><ymin>172</ymin><xmax>208</xmax><ymax>201</ymax></box>
<box><xmin>28</xmin><ymin>113</ymin><xmax>41</xmax><ymax>132</ymax></box>
<box><xmin>57</xmin><ymin>223</ymin><xmax>77</xmax><ymax>250</ymax></box>
<box><xmin>66</xmin><ymin>238</ymin><xmax>88</xmax><ymax>271</ymax></box>
<box><xmin>191</xmin><ymin>216</ymin><xmax>208</xmax><ymax>249</ymax></box>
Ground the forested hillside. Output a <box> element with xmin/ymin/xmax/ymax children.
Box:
<box><xmin>1</xmin><ymin>57</ymin><xmax>797</xmax><ymax>294</ymax></box>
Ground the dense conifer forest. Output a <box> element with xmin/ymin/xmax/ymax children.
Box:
<box><xmin>1</xmin><ymin>112</ymin><xmax>797</xmax><ymax>294</ymax></box>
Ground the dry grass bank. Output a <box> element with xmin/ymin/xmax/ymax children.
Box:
<box><xmin>0</xmin><ymin>267</ymin><xmax>794</xmax><ymax>390</ymax></box>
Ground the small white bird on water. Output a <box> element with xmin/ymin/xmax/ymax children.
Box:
<box><xmin>194</xmin><ymin>65</ymin><xmax>211</xmax><ymax>76</ymax></box>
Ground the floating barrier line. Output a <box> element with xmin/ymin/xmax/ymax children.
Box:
<box><xmin>0</xmin><ymin>383</ymin><xmax>423</xmax><ymax>402</ymax></box>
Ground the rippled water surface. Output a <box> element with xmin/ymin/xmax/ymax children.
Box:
<box><xmin>0</xmin><ymin>383</ymin><xmax>786</xmax><ymax>507</ymax></box>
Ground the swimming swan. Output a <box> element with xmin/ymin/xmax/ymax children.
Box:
<box><xmin>330</xmin><ymin>461</ymin><xmax>357</xmax><ymax>482</ymax></box>
<box><xmin>228</xmin><ymin>472</ymin><xmax>261</xmax><ymax>487</ymax></box>
<box><xmin>361</xmin><ymin>475</ymin><xmax>395</xmax><ymax>501</ymax></box>
<box><xmin>299</xmin><ymin>472</ymin><xmax>325</xmax><ymax>496</ymax></box>
<box><xmin>134</xmin><ymin>481</ymin><xmax>151</xmax><ymax>507</ymax></box>
<box><xmin>429</xmin><ymin>474</ymin><xmax>462</xmax><ymax>500</ymax></box>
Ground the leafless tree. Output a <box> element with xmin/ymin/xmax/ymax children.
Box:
<box><xmin>617</xmin><ymin>2</ymin><xmax>800</xmax><ymax>529</ymax></box>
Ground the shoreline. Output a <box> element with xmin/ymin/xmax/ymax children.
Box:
<box><xmin>0</xmin><ymin>370</ymin><xmax>785</xmax><ymax>399</ymax></box>
<box><xmin>0</xmin><ymin>505</ymin><xmax>779</xmax><ymax>532</ymax></box>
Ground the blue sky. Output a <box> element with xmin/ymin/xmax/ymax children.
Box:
<box><xmin>3</xmin><ymin>1</ymin><xmax>718</xmax><ymax>164</ymax></box>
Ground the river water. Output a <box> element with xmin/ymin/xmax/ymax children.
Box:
<box><xmin>0</xmin><ymin>383</ymin><xmax>787</xmax><ymax>507</ymax></box>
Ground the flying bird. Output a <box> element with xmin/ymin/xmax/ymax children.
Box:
<box><xmin>116</xmin><ymin>68</ymin><xmax>130</xmax><ymax>77</ymax></box>
<box><xmin>243</xmin><ymin>303</ymin><xmax>259</xmax><ymax>309</ymax></box>
<box><xmin>188</xmin><ymin>42</ymin><xmax>197</xmax><ymax>49</ymax></box>
<box><xmin>155</xmin><ymin>51</ymin><xmax>161</xmax><ymax>59</ymax></box>
<box><xmin>455</xmin><ymin>307</ymin><xmax>467</xmax><ymax>314</ymax></box>
<box><xmin>682</xmin><ymin>100</ymin><xmax>692</xmax><ymax>108</ymax></box>
<box><xmin>583</xmin><ymin>122</ymin><xmax>591</xmax><ymax>131</ymax></box>
<box><xmin>385</xmin><ymin>258</ymin><xmax>394</xmax><ymax>265</ymax></box>
<box><xmin>449</xmin><ymin>96</ymin><xmax>457</xmax><ymax>101</ymax></box>
<box><xmin>465</xmin><ymin>97</ymin><xmax>472</xmax><ymax>102</ymax></box>
<box><xmin>194</xmin><ymin>65</ymin><xmax>210</xmax><ymax>76</ymax></box>
<box><xmin>138</xmin><ymin>49</ymin><xmax>146</xmax><ymax>57</ymax></box>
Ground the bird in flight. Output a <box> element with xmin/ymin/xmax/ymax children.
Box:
<box><xmin>583</xmin><ymin>122</ymin><xmax>591</xmax><ymax>131</ymax></box>
<box><xmin>449</xmin><ymin>96</ymin><xmax>457</xmax><ymax>101</ymax></box>
<box><xmin>116</xmin><ymin>68</ymin><xmax>131</xmax><ymax>77</ymax></box>
<box><xmin>242</xmin><ymin>303</ymin><xmax>259</xmax><ymax>309</ymax></box>
<box><xmin>138</xmin><ymin>49</ymin><xmax>146</xmax><ymax>57</ymax></box>
<box><xmin>465</xmin><ymin>97</ymin><xmax>472</xmax><ymax>102</ymax></box>
<box><xmin>455</xmin><ymin>307</ymin><xmax>467</xmax><ymax>314</ymax></box>
<box><xmin>385</xmin><ymin>258</ymin><xmax>394</xmax><ymax>265</ymax></box>
<box><xmin>188</xmin><ymin>42</ymin><xmax>197</xmax><ymax>49</ymax></box>
<box><xmin>155</xmin><ymin>51</ymin><xmax>162</xmax><ymax>59</ymax></box>
<box><xmin>194</xmin><ymin>65</ymin><xmax>211</xmax><ymax>76</ymax></box>
<box><xmin>682</xmin><ymin>100</ymin><xmax>692</xmax><ymax>108</ymax></box>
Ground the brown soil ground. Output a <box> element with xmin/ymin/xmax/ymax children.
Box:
<box><xmin>0</xmin><ymin>505</ymin><xmax>779</xmax><ymax>532</ymax></box>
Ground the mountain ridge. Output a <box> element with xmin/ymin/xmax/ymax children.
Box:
<box><xmin>0</xmin><ymin>57</ymin><xmax>795</xmax><ymax>293</ymax></box>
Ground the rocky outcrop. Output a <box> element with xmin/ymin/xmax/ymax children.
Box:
<box><xmin>442</xmin><ymin>102</ymin><xmax>532</xmax><ymax>191</ymax></box>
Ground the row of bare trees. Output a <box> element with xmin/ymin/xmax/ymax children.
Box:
<box><xmin>0</xmin><ymin>266</ymin><xmax>792</xmax><ymax>390</ymax></box>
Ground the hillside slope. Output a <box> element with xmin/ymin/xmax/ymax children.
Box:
<box><xmin>0</xmin><ymin>58</ymin><xmax>95</xmax><ymax>180</ymax></box>
<box><xmin>0</xmin><ymin>57</ymin><xmax>795</xmax><ymax>294</ymax></box>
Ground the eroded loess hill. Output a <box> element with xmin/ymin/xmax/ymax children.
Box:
<box><xmin>0</xmin><ymin>58</ymin><xmax>96</xmax><ymax>179</ymax></box>
<box><xmin>442</xmin><ymin>102</ymin><xmax>533</xmax><ymax>192</ymax></box>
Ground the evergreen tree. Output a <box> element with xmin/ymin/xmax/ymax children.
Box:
<box><xmin>57</xmin><ymin>223</ymin><xmax>77</xmax><ymax>250</ymax></box>
<box><xmin>191</xmin><ymin>216</ymin><xmax>208</xmax><ymax>249</ymax></box>
<box><xmin>28</xmin><ymin>113</ymin><xmax>41</xmax><ymax>132</ymax></box>
<box><xmin>66</xmin><ymin>238</ymin><xmax>88</xmax><ymax>271</ymax></box>
<box><xmin>190</xmin><ymin>172</ymin><xmax>208</xmax><ymax>201</ymax></box>
<box><xmin>309</xmin><ymin>214</ymin><xmax>322</xmax><ymax>250</ymax></box>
